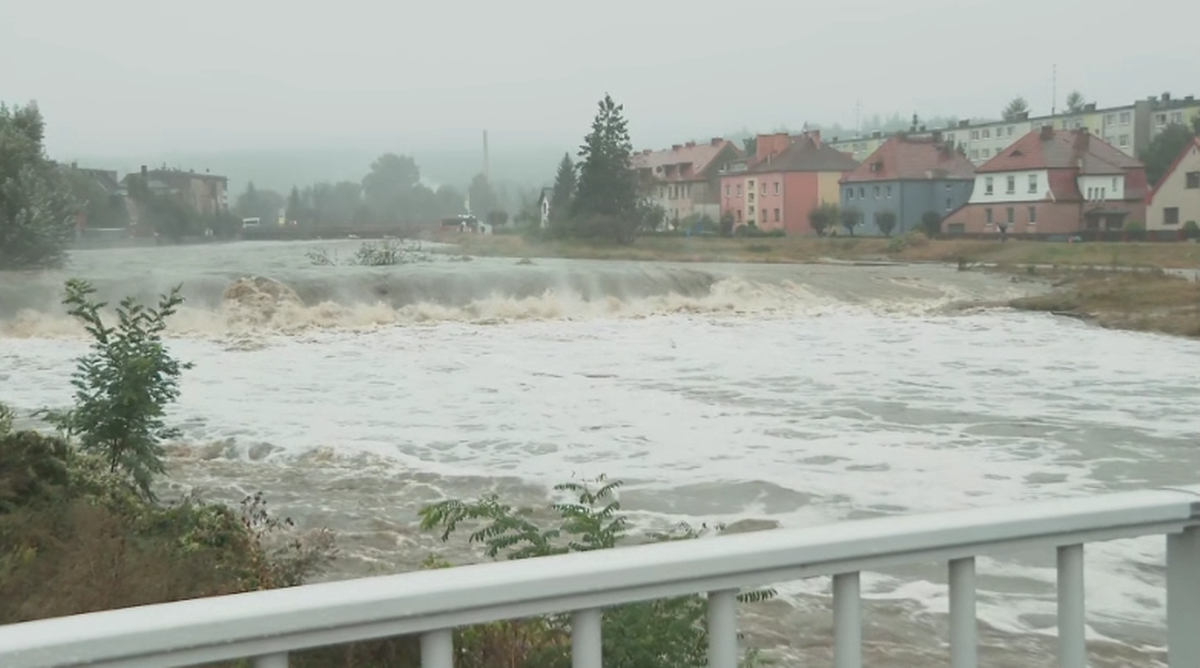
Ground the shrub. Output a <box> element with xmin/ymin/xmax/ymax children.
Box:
<box><xmin>840</xmin><ymin>208</ymin><xmax>862</xmax><ymax>237</ymax></box>
<box><xmin>875</xmin><ymin>211</ymin><xmax>897</xmax><ymax>238</ymax></box>
<box><xmin>42</xmin><ymin>279</ymin><xmax>192</xmax><ymax>501</ymax></box>
<box><xmin>807</xmin><ymin>203</ymin><xmax>839</xmax><ymax>237</ymax></box>
<box><xmin>419</xmin><ymin>475</ymin><xmax>775</xmax><ymax>668</ymax></box>
<box><xmin>920</xmin><ymin>211</ymin><xmax>942</xmax><ymax>238</ymax></box>
<box><xmin>1184</xmin><ymin>220</ymin><xmax>1200</xmax><ymax>240</ymax></box>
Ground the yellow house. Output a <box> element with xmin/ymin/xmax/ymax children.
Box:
<box><xmin>1146</xmin><ymin>137</ymin><xmax>1200</xmax><ymax>232</ymax></box>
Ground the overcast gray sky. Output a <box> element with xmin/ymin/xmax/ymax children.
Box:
<box><xmin>3</xmin><ymin>0</ymin><xmax>1197</xmax><ymax>157</ymax></box>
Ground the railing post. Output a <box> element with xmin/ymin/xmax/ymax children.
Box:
<box><xmin>572</xmin><ymin>608</ymin><xmax>603</xmax><ymax>668</ymax></box>
<box><xmin>1168</xmin><ymin>527</ymin><xmax>1200</xmax><ymax>668</ymax></box>
<box><xmin>420</xmin><ymin>628</ymin><xmax>454</xmax><ymax>668</ymax></box>
<box><xmin>833</xmin><ymin>572</ymin><xmax>863</xmax><ymax>668</ymax></box>
<box><xmin>1056</xmin><ymin>544</ymin><xmax>1086</xmax><ymax>668</ymax></box>
<box><xmin>707</xmin><ymin>589</ymin><xmax>739</xmax><ymax>668</ymax></box>
<box><xmin>948</xmin><ymin>557</ymin><xmax>978</xmax><ymax>668</ymax></box>
<box><xmin>254</xmin><ymin>654</ymin><xmax>288</xmax><ymax>668</ymax></box>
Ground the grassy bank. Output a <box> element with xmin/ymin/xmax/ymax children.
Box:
<box><xmin>1007</xmin><ymin>268</ymin><xmax>1200</xmax><ymax>339</ymax></box>
<box><xmin>445</xmin><ymin>233</ymin><xmax>1200</xmax><ymax>269</ymax></box>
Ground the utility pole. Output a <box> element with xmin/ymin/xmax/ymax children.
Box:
<box><xmin>482</xmin><ymin>130</ymin><xmax>491</xmax><ymax>186</ymax></box>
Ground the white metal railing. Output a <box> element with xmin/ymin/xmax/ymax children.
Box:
<box><xmin>3</xmin><ymin>486</ymin><xmax>1200</xmax><ymax>668</ymax></box>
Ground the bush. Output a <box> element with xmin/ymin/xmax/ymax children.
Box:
<box><xmin>418</xmin><ymin>475</ymin><xmax>775</xmax><ymax>668</ymax></box>
<box><xmin>920</xmin><ymin>211</ymin><xmax>942</xmax><ymax>238</ymax></box>
<box><xmin>1124</xmin><ymin>220</ymin><xmax>1146</xmax><ymax>241</ymax></box>
<box><xmin>42</xmin><ymin>279</ymin><xmax>192</xmax><ymax>501</ymax></box>
<box><xmin>1184</xmin><ymin>220</ymin><xmax>1199</xmax><ymax>239</ymax></box>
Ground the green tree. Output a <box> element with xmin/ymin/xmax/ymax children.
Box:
<box><xmin>285</xmin><ymin>186</ymin><xmax>305</xmax><ymax>225</ymax></box>
<box><xmin>362</xmin><ymin>153</ymin><xmax>423</xmax><ymax>224</ymax></box>
<box><xmin>876</xmin><ymin>210</ymin><xmax>898</xmax><ymax>237</ymax></box>
<box><xmin>65</xmin><ymin>169</ymin><xmax>128</xmax><ymax>230</ymax></box>
<box><xmin>840</xmin><ymin>207</ymin><xmax>862</xmax><ymax>236</ymax></box>
<box><xmin>125</xmin><ymin>177</ymin><xmax>200</xmax><ymax>241</ymax></box>
<box><xmin>921</xmin><ymin>211</ymin><xmax>943</xmax><ymax>238</ymax></box>
<box><xmin>807</xmin><ymin>202</ymin><xmax>838</xmax><ymax>236</ymax></box>
<box><xmin>434</xmin><ymin>184</ymin><xmax>465</xmax><ymax>218</ymax></box>
<box><xmin>419</xmin><ymin>475</ymin><xmax>773</xmax><ymax>668</ymax></box>
<box><xmin>1140</xmin><ymin>123</ymin><xmax>1197</xmax><ymax>186</ymax></box>
<box><xmin>1065</xmin><ymin>91</ymin><xmax>1087</xmax><ymax>113</ymax></box>
<box><xmin>44</xmin><ymin>279</ymin><xmax>192</xmax><ymax>501</ymax></box>
<box><xmin>551</xmin><ymin>152</ymin><xmax>576</xmax><ymax>213</ymax></box>
<box><xmin>235</xmin><ymin>181</ymin><xmax>285</xmax><ymax>225</ymax></box>
<box><xmin>1002</xmin><ymin>96</ymin><xmax>1029</xmax><ymax>121</ymax></box>
<box><xmin>0</xmin><ymin>103</ymin><xmax>78</xmax><ymax>269</ymax></box>
<box><xmin>572</xmin><ymin>93</ymin><xmax>641</xmax><ymax>244</ymax></box>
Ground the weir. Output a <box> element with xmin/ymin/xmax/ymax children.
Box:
<box><xmin>3</xmin><ymin>486</ymin><xmax>1200</xmax><ymax>668</ymax></box>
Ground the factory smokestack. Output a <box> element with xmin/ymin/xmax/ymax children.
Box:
<box><xmin>483</xmin><ymin>130</ymin><xmax>490</xmax><ymax>185</ymax></box>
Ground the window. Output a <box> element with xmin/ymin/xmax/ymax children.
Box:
<box><xmin>984</xmin><ymin>177</ymin><xmax>994</xmax><ymax>195</ymax></box>
<box><xmin>1007</xmin><ymin>126</ymin><xmax>1014</xmax><ymax>137</ymax></box>
<box><xmin>971</xmin><ymin>149</ymin><xmax>979</xmax><ymax>159</ymax></box>
<box><xmin>1111</xmin><ymin>177</ymin><xmax>1118</xmax><ymax>191</ymax></box>
<box><xmin>725</xmin><ymin>184</ymin><xmax>731</xmax><ymax>197</ymax></box>
<box><xmin>983</xmin><ymin>149</ymin><xmax>991</xmax><ymax>158</ymax></box>
<box><xmin>1105</xmin><ymin>114</ymin><xmax>1115</xmax><ymax>125</ymax></box>
<box><xmin>761</xmin><ymin>183</ymin><xmax>767</xmax><ymax>195</ymax></box>
<box><xmin>983</xmin><ymin>129</ymin><xmax>991</xmax><ymax>139</ymax></box>
<box><xmin>736</xmin><ymin>184</ymin><xmax>742</xmax><ymax>196</ymax></box>
<box><xmin>1186</xmin><ymin>172</ymin><xmax>1200</xmax><ymax>189</ymax></box>
<box><xmin>1119</xmin><ymin>135</ymin><xmax>1130</xmax><ymax>148</ymax></box>
<box><xmin>1028</xmin><ymin>174</ymin><xmax>1038</xmax><ymax>193</ymax></box>
<box><xmin>945</xmin><ymin>183</ymin><xmax>952</xmax><ymax>191</ymax></box>
<box><xmin>971</xmin><ymin>130</ymin><xmax>980</xmax><ymax>140</ymax></box>
<box><xmin>1156</xmin><ymin>113</ymin><xmax>1167</xmax><ymax>127</ymax></box>
<box><xmin>948</xmin><ymin>223</ymin><xmax>965</xmax><ymax>234</ymax></box>
<box><xmin>774</xmin><ymin>208</ymin><xmax>780</xmax><ymax>222</ymax></box>
<box><xmin>858</xmin><ymin>187</ymin><xmax>865</xmax><ymax>198</ymax></box>
<box><xmin>773</xmin><ymin>182</ymin><xmax>780</xmax><ymax>195</ymax></box>
<box><xmin>1087</xmin><ymin>187</ymin><xmax>1094</xmax><ymax>200</ymax></box>
<box><xmin>846</xmin><ymin>188</ymin><xmax>854</xmax><ymax>200</ymax></box>
<box><xmin>873</xmin><ymin>186</ymin><xmax>880</xmax><ymax>198</ymax></box>
<box><xmin>1028</xmin><ymin>206</ymin><xmax>1037</xmax><ymax>224</ymax></box>
<box><xmin>886</xmin><ymin>185</ymin><xmax>893</xmax><ymax>198</ymax></box>
<box><xmin>1171</xmin><ymin>112</ymin><xmax>1183</xmax><ymax>124</ymax></box>
<box><xmin>985</xmin><ymin>208</ymin><xmax>993</xmax><ymax>224</ymax></box>
<box><xmin>749</xmin><ymin>192</ymin><xmax>755</xmax><ymax>203</ymax></box>
<box><xmin>946</xmin><ymin>198</ymin><xmax>953</xmax><ymax>210</ymax></box>
<box><xmin>1119</xmin><ymin>112</ymin><xmax>1131</xmax><ymax>125</ymax></box>
<box><xmin>1006</xmin><ymin>207</ymin><xmax>1015</xmax><ymax>223</ymax></box>
<box><xmin>736</xmin><ymin>210</ymin><xmax>742</xmax><ymax>222</ymax></box>
<box><xmin>1165</xmin><ymin>207</ymin><xmax>1180</xmax><ymax>225</ymax></box>
<box><xmin>1006</xmin><ymin>175</ymin><xmax>1015</xmax><ymax>194</ymax></box>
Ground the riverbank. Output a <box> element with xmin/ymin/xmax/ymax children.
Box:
<box><xmin>1006</xmin><ymin>267</ymin><xmax>1200</xmax><ymax>339</ymax></box>
<box><xmin>446</xmin><ymin>234</ymin><xmax>1200</xmax><ymax>269</ymax></box>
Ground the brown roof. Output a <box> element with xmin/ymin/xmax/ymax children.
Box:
<box><xmin>978</xmin><ymin>128</ymin><xmax>1141</xmax><ymax>174</ymax></box>
<box><xmin>841</xmin><ymin>135</ymin><xmax>975</xmax><ymax>183</ymax></box>
<box><xmin>631</xmin><ymin>139</ymin><xmax>742</xmax><ymax>182</ymax></box>
<box><xmin>747</xmin><ymin>134</ymin><xmax>859</xmax><ymax>174</ymax></box>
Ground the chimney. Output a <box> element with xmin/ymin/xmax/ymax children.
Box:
<box><xmin>1162</xmin><ymin>92</ymin><xmax>1171</xmax><ymax>102</ymax></box>
<box><xmin>672</xmin><ymin>144</ymin><xmax>682</xmax><ymax>151</ymax></box>
<box><xmin>1084</xmin><ymin>103</ymin><xmax>1097</xmax><ymax>112</ymax></box>
<box><xmin>1040</xmin><ymin>125</ymin><xmax>1055</xmax><ymax>140</ymax></box>
<box><xmin>809</xmin><ymin>129</ymin><xmax>821</xmax><ymax>145</ymax></box>
<box><xmin>711</xmin><ymin>137</ymin><xmax>722</xmax><ymax>146</ymax></box>
<box><xmin>685</xmin><ymin>141</ymin><xmax>696</xmax><ymax>148</ymax></box>
<box><xmin>959</xmin><ymin>120</ymin><xmax>969</xmax><ymax>128</ymax></box>
<box><xmin>1074</xmin><ymin>127</ymin><xmax>1090</xmax><ymax>152</ymax></box>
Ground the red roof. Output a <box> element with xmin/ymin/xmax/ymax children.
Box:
<box><xmin>841</xmin><ymin>134</ymin><xmax>975</xmax><ymax>183</ymax></box>
<box><xmin>1148</xmin><ymin>137</ymin><xmax>1200</xmax><ymax>204</ymax></box>
<box><xmin>978</xmin><ymin>128</ymin><xmax>1140</xmax><ymax>174</ymax></box>
<box><xmin>746</xmin><ymin>133</ymin><xmax>859</xmax><ymax>174</ymax></box>
<box><xmin>631</xmin><ymin>139</ymin><xmax>743</xmax><ymax>182</ymax></box>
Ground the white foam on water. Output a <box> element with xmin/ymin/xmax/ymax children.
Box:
<box><xmin>2</xmin><ymin>268</ymin><xmax>1198</xmax><ymax>653</ymax></box>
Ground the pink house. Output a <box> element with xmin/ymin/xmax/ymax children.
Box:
<box><xmin>720</xmin><ymin>131</ymin><xmax>858</xmax><ymax>234</ymax></box>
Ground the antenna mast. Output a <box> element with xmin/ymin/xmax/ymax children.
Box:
<box><xmin>1051</xmin><ymin>64</ymin><xmax>1057</xmax><ymax>116</ymax></box>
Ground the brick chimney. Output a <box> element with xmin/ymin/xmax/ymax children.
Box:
<box><xmin>808</xmin><ymin>129</ymin><xmax>822</xmax><ymax>146</ymax></box>
<box><xmin>672</xmin><ymin>144</ymin><xmax>682</xmax><ymax>151</ymax></box>
<box><xmin>711</xmin><ymin>137</ymin><xmax>722</xmax><ymax>146</ymax></box>
<box><xmin>1039</xmin><ymin>125</ymin><xmax>1055</xmax><ymax>141</ymax></box>
<box><xmin>685</xmin><ymin>141</ymin><xmax>696</xmax><ymax>148</ymax></box>
<box><xmin>1074</xmin><ymin>127</ymin><xmax>1090</xmax><ymax>152</ymax></box>
<box><xmin>755</xmin><ymin>133</ymin><xmax>790</xmax><ymax>162</ymax></box>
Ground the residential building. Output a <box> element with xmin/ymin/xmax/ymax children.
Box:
<box><xmin>719</xmin><ymin>131</ymin><xmax>858</xmax><ymax>234</ymax></box>
<box><xmin>71</xmin><ymin>166</ymin><xmax>128</xmax><ymax>230</ymax></box>
<box><xmin>840</xmin><ymin>132</ymin><xmax>975</xmax><ymax>236</ymax></box>
<box><xmin>1145</xmin><ymin>137</ymin><xmax>1200</xmax><ymax>232</ymax></box>
<box><xmin>124</xmin><ymin>166</ymin><xmax>229</xmax><ymax>215</ymax></box>
<box><xmin>631</xmin><ymin>138</ymin><xmax>743</xmax><ymax>227</ymax></box>
<box><xmin>944</xmin><ymin>127</ymin><xmax>1148</xmax><ymax>235</ymax></box>
<box><xmin>827</xmin><ymin>132</ymin><xmax>886</xmax><ymax>162</ymax></box>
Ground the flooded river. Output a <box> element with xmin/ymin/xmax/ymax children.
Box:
<box><xmin>2</xmin><ymin>239</ymin><xmax>1197</xmax><ymax>667</ymax></box>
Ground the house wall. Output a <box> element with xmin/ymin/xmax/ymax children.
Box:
<box><xmin>815</xmin><ymin>172</ymin><xmax>843</xmax><ymax>208</ymax></box>
<box><xmin>946</xmin><ymin>198</ymin><xmax>1145</xmax><ymax>235</ymax></box>
<box><xmin>841</xmin><ymin>179</ymin><xmax>973</xmax><ymax>235</ymax></box>
<box><xmin>719</xmin><ymin>174</ymin><xmax>749</xmax><ymax>226</ymax></box>
<box><xmin>782</xmin><ymin>172</ymin><xmax>819</xmax><ymax>234</ymax></box>
<box><xmin>753</xmin><ymin>174</ymin><xmax>787</xmax><ymax>230</ymax></box>
<box><xmin>1147</xmin><ymin>143</ymin><xmax>1200</xmax><ymax>231</ymax></box>
<box><xmin>967</xmin><ymin>169</ymin><xmax>1051</xmax><ymax>205</ymax></box>
<box><xmin>1077</xmin><ymin>174</ymin><xmax>1125</xmax><ymax>202</ymax></box>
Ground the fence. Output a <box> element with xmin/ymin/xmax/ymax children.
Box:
<box><xmin>2</xmin><ymin>486</ymin><xmax>1200</xmax><ymax>668</ymax></box>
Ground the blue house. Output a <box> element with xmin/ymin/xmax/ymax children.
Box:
<box><xmin>839</xmin><ymin>132</ymin><xmax>975</xmax><ymax>236</ymax></box>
